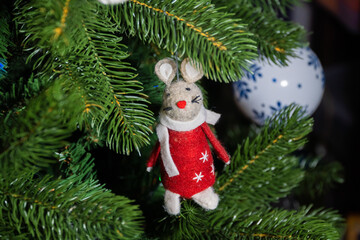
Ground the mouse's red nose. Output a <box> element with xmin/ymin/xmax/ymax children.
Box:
<box><xmin>176</xmin><ymin>100</ymin><xmax>187</xmax><ymax>109</ymax></box>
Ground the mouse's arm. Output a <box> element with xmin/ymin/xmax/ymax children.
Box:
<box><xmin>146</xmin><ymin>141</ymin><xmax>160</xmax><ymax>172</ymax></box>
<box><xmin>201</xmin><ymin>123</ymin><xmax>230</xmax><ymax>164</ymax></box>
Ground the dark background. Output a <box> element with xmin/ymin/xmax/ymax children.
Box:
<box><xmin>310</xmin><ymin>1</ymin><xmax>360</xmax><ymax>215</ymax></box>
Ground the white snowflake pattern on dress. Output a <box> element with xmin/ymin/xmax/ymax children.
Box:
<box><xmin>210</xmin><ymin>164</ymin><xmax>215</xmax><ymax>175</ymax></box>
<box><xmin>193</xmin><ymin>172</ymin><xmax>204</xmax><ymax>183</ymax></box>
<box><xmin>199</xmin><ymin>150</ymin><xmax>209</xmax><ymax>163</ymax></box>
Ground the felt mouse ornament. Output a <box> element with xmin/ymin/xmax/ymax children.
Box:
<box><xmin>147</xmin><ymin>58</ymin><xmax>230</xmax><ymax>215</ymax></box>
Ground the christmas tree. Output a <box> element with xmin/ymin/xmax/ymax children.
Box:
<box><xmin>0</xmin><ymin>0</ymin><xmax>345</xmax><ymax>239</ymax></box>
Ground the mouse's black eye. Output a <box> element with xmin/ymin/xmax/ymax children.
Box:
<box><xmin>166</xmin><ymin>93</ymin><xmax>170</xmax><ymax>97</ymax></box>
<box><xmin>185</xmin><ymin>87</ymin><xmax>191</xmax><ymax>91</ymax></box>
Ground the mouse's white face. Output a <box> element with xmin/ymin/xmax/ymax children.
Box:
<box><xmin>161</xmin><ymin>81</ymin><xmax>203</xmax><ymax>121</ymax></box>
<box><xmin>155</xmin><ymin>58</ymin><xmax>204</xmax><ymax>121</ymax></box>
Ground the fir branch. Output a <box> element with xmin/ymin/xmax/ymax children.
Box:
<box><xmin>0</xmin><ymin>78</ymin><xmax>82</xmax><ymax>170</ymax></box>
<box><xmin>1</xmin><ymin>141</ymin><xmax>143</xmax><ymax>239</ymax></box>
<box><xmin>156</xmin><ymin>201</ymin><xmax>208</xmax><ymax>240</ymax></box>
<box><xmin>14</xmin><ymin>0</ymin><xmax>84</xmax><ymax>55</ymax></box>
<box><xmin>156</xmin><ymin>202</ymin><xmax>343</xmax><ymax>240</ymax></box>
<box><xmin>214</xmin><ymin>0</ymin><xmax>304</xmax><ymax>16</ymax></box>
<box><xmin>244</xmin><ymin>0</ymin><xmax>304</xmax><ymax>16</ymax></box>
<box><xmin>213</xmin><ymin>0</ymin><xmax>307</xmax><ymax>65</ymax></box>
<box><xmin>57</xmin><ymin>141</ymin><xmax>103</xmax><ymax>183</ymax></box>
<box><xmin>237</xmin><ymin>5</ymin><xmax>306</xmax><ymax>65</ymax></box>
<box><xmin>56</xmin><ymin>61</ymin><xmax>112</xmax><ymax>141</ymax></box>
<box><xmin>0</xmin><ymin>74</ymin><xmax>49</xmax><ymax>114</ymax></box>
<box><xmin>213</xmin><ymin>206</ymin><xmax>341</xmax><ymax>240</ymax></box>
<box><xmin>0</xmin><ymin>170</ymin><xmax>144</xmax><ymax>239</ymax></box>
<box><xmin>15</xmin><ymin>0</ymin><xmax>155</xmax><ymax>154</ymax></box>
<box><xmin>216</xmin><ymin>105</ymin><xmax>312</xmax><ymax>208</ymax></box>
<box><xmin>108</xmin><ymin>0</ymin><xmax>258</xmax><ymax>82</ymax></box>
<box><xmin>71</xmin><ymin>11</ymin><xmax>154</xmax><ymax>154</ymax></box>
<box><xmin>0</xmin><ymin>11</ymin><xmax>10</xmax><ymax>60</ymax></box>
<box><xmin>0</xmin><ymin>221</ymin><xmax>30</xmax><ymax>240</ymax></box>
<box><xmin>304</xmin><ymin>207</ymin><xmax>345</xmax><ymax>236</ymax></box>
<box><xmin>295</xmin><ymin>158</ymin><xmax>344</xmax><ymax>200</ymax></box>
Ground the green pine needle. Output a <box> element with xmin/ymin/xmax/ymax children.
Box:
<box><xmin>57</xmin><ymin>142</ymin><xmax>98</xmax><ymax>182</ymax></box>
<box><xmin>156</xmin><ymin>201</ymin><xmax>208</xmax><ymax>240</ymax></box>
<box><xmin>0</xmin><ymin>74</ymin><xmax>49</xmax><ymax>114</ymax></box>
<box><xmin>108</xmin><ymin>0</ymin><xmax>258</xmax><ymax>82</ymax></box>
<box><xmin>216</xmin><ymin>105</ymin><xmax>312</xmax><ymax>208</ymax></box>
<box><xmin>14</xmin><ymin>0</ymin><xmax>155</xmax><ymax>155</ymax></box>
<box><xmin>0</xmin><ymin>11</ymin><xmax>10</xmax><ymax>60</ymax></box>
<box><xmin>0</xmin><ymin>142</ymin><xmax>144</xmax><ymax>239</ymax></box>
<box><xmin>0</xmin><ymin>172</ymin><xmax>144</xmax><ymax>239</ymax></box>
<box><xmin>215</xmin><ymin>206</ymin><xmax>341</xmax><ymax>239</ymax></box>
<box><xmin>295</xmin><ymin>158</ymin><xmax>344</xmax><ymax>200</ymax></box>
<box><xmin>245</xmin><ymin>0</ymin><xmax>304</xmax><ymax>16</ymax></box>
<box><xmin>213</xmin><ymin>0</ymin><xmax>307</xmax><ymax>65</ymax></box>
<box><xmin>0</xmin><ymin>78</ymin><xmax>82</xmax><ymax>169</ymax></box>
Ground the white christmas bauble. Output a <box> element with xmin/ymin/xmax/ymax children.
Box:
<box><xmin>233</xmin><ymin>47</ymin><xmax>325</xmax><ymax>125</ymax></box>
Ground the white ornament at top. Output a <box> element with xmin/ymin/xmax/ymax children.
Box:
<box><xmin>233</xmin><ymin>47</ymin><xmax>325</xmax><ymax>125</ymax></box>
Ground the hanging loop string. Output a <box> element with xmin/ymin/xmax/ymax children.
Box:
<box><xmin>164</xmin><ymin>9</ymin><xmax>180</xmax><ymax>81</ymax></box>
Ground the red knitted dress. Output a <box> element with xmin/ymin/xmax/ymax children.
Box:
<box><xmin>147</xmin><ymin>122</ymin><xmax>229</xmax><ymax>199</ymax></box>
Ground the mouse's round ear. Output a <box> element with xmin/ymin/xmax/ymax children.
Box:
<box><xmin>155</xmin><ymin>58</ymin><xmax>177</xmax><ymax>86</ymax></box>
<box><xmin>180</xmin><ymin>58</ymin><xmax>204</xmax><ymax>83</ymax></box>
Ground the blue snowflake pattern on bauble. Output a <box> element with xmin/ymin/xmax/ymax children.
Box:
<box><xmin>269</xmin><ymin>101</ymin><xmax>288</xmax><ymax>114</ymax></box>
<box><xmin>234</xmin><ymin>81</ymin><xmax>252</xmax><ymax>100</ymax></box>
<box><xmin>245</xmin><ymin>64</ymin><xmax>262</xmax><ymax>82</ymax></box>
<box><xmin>253</xmin><ymin>109</ymin><xmax>266</xmax><ymax>123</ymax></box>
<box><xmin>0</xmin><ymin>59</ymin><xmax>6</xmax><ymax>77</ymax></box>
<box><xmin>307</xmin><ymin>52</ymin><xmax>321</xmax><ymax>70</ymax></box>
